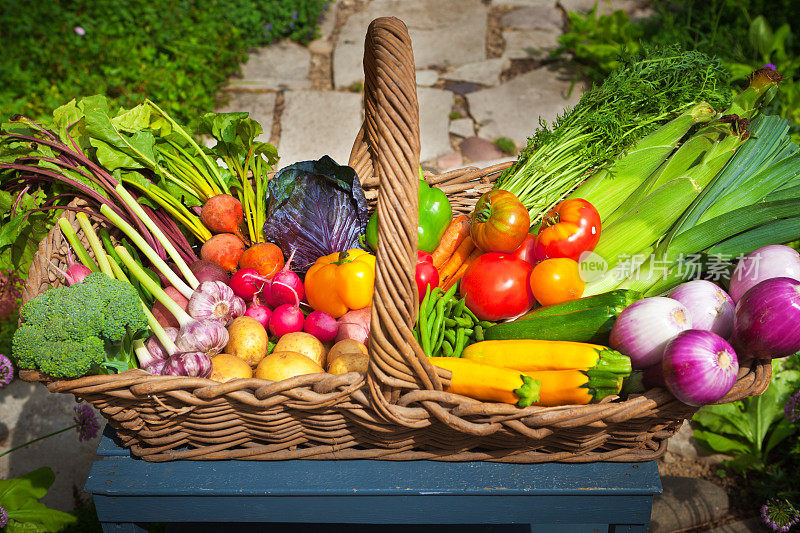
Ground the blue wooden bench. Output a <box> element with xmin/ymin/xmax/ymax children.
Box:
<box><xmin>85</xmin><ymin>425</ymin><xmax>662</xmax><ymax>533</ymax></box>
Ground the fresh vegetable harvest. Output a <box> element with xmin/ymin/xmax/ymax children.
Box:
<box><xmin>413</xmin><ymin>285</ymin><xmax>493</xmax><ymax>358</ymax></box>
<box><xmin>366</xmin><ymin>178</ymin><xmax>452</xmax><ymax>254</ymax></box>
<box><xmin>534</xmin><ymin>199</ymin><xmax>601</xmax><ymax>262</ymax></box>
<box><xmin>470</xmin><ymin>190</ymin><xmax>530</xmax><ymax>253</ymax></box>
<box><xmin>304</xmin><ymin>249</ymin><xmax>376</xmax><ymax>318</ymax></box>
<box><xmin>428</xmin><ymin>357</ymin><xmax>540</xmax><ymax>407</ymax></box>
<box><xmin>461</xmin><ymin>340</ymin><xmax>631</xmax><ymax>376</ymax></box>
<box><xmin>460</xmin><ymin>253</ymin><xmax>535</xmax><ymax>321</ymax></box>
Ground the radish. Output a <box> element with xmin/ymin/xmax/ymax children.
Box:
<box><xmin>229</xmin><ymin>268</ymin><xmax>268</xmax><ymax>301</ymax></box>
<box><xmin>50</xmin><ymin>248</ymin><xmax>91</xmax><ymax>286</ymax></box>
<box><xmin>269</xmin><ymin>304</ymin><xmax>305</xmax><ymax>337</ymax></box>
<box><xmin>245</xmin><ymin>303</ymin><xmax>272</xmax><ymax>328</ymax></box>
<box><xmin>263</xmin><ymin>250</ymin><xmax>304</xmax><ymax>307</ymax></box>
<box><xmin>304</xmin><ymin>310</ymin><xmax>339</xmax><ymax>343</ymax></box>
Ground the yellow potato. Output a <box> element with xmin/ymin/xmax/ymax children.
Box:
<box><xmin>210</xmin><ymin>354</ymin><xmax>253</xmax><ymax>382</ymax></box>
<box><xmin>226</xmin><ymin>316</ymin><xmax>268</xmax><ymax>367</ymax></box>
<box><xmin>274</xmin><ymin>332</ymin><xmax>326</xmax><ymax>367</ymax></box>
<box><xmin>327</xmin><ymin>352</ymin><xmax>369</xmax><ymax>375</ymax></box>
<box><xmin>326</xmin><ymin>339</ymin><xmax>368</xmax><ymax>367</ymax></box>
<box><xmin>255</xmin><ymin>351</ymin><xmax>324</xmax><ymax>382</ymax></box>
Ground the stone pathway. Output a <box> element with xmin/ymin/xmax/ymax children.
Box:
<box><xmin>218</xmin><ymin>0</ymin><xmax>651</xmax><ymax>172</ymax></box>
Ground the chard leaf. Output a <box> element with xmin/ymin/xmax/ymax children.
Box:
<box><xmin>111</xmin><ymin>103</ymin><xmax>151</xmax><ymax>133</ymax></box>
<box><xmin>82</xmin><ymin>95</ymin><xmax>158</xmax><ymax>171</ymax></box>
<box><xmin>262</xmin><ymin>156</ymin><xmax>369</xmax><ymax>273</ymax></box>
<box><xmin>51</xmin><ymin>99</ymin><xmax>88</xmax><ymax>148</ymax></box>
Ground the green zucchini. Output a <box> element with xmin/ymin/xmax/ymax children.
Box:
<box><xmin>484</xmin><ymin>305</ymin><xmax>621</xmax><ymax>343</ymax></box>
<box><xmin>521</xmin><ymin>289</ymin><xmax>642</xmax><ymax>319</ymax></box>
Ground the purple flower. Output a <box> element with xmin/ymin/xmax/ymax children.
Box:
<box><xmin>0</xmin><ymin>353</ymin><xmax>13</xmax><ymax>387</ymax></box>
<box><xmin>291</xmin><ymin>10</ymin><xmax>298</xmax><ymax>20</ymax></box>
<box><xmin>763</xmin><ymin>63</ymin><xmax>777</xmax><ymax>71</ymax></box>
<box><xmin>0</xmin><ymin>505</ymin><xmax>7</xmax><ymax>528</ymax></box>
<box><xmin>786</xmin><ymin>391</ymin><xmax>800</xmax><ymax>423</ymax></box>
<box><xmin>762</xmin><ymin>499</ymin><xmax>800</xmax><ymax>532</ymax></box>
<box><xmin>74</xmin><ymin>26</ymin><xmax>85</xmax><ymax>36</ymax></box>
<box><xmin>264</xmin><ymin>23</ymin><xmax>273</xmax><ymax>33</ymax></box>
<box><xmin>73</xmin><ymin>404</ymin><xmax>100</xmax><ymax>442</ymax></box>
<box><xmin>289</xmin><ymin>22</ymin><xmax>295</xmax><ymax>30</ymax></box>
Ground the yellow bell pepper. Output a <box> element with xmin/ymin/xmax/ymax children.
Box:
<box><xmin>304</xmin><ymin>249</ymin><xmax>376</xmax><ymax>318</ymax></box>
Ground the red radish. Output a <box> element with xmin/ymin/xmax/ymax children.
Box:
<box><xmin>201</xmin><ymin>194</ymin><xmax>245</xmax><ymax>239</ymax></box>
<box><xmin>263</xmin><ymin>250</ymin><xmax>304</xmax><ymax>307</ymax></box>
<box><xmin>189</xmin><ymin>259</ymin><xmax>230</xmax><ymax>284</ymax></box>
<box><xmin>269</xmin><ymin>304</ymin><xmax>305</xmax><ymax>337</ymax></box>
<box><xmin>304</xmin><ymin>310</ymin><xmax>339</xmax><ymax>343</ymax></box>
<box><xmin>245</xmin><ymin>303</ymin><xmax>272</xmax><ymax>328</ymax></box>
<box><xmin>50</xmin><ymin>248</ymin><xmax>91</xmax><ymax>286</ymax></box>
<box><xmin>151</xmin><ymin>286</ymin><xmax>190</xmax><ymax>329</ymax></box>
<box><xmin>230</xmin><ymin>268</ymin><xmax>268</xmax><ymax>301</ymax></box>
<box><xmin>201</xmin><ymin>233</ymin><xmax>245</xmax><ymax>272</ymax></box>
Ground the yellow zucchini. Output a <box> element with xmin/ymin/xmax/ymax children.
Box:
<box><xmin>461</xmin><ymin>340</ymin><xmax>631</xmax><ymax>374</ymax></box>
<box><xmin>429</xmin><ymin>357</ymin><xmax>539</xmax><ymax>407</ymax></box>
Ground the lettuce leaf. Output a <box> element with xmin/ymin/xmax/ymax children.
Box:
<box><xmin>262</xmin><ymin>156</ymin><xmax>368</xmax><ymax>274</ymax></box>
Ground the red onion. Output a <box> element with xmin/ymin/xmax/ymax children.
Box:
<box><xmin>668</xmin><ymin>280</ymin><xmax>735</xmax><ymax>339</ymax></box>
<box><xmin>732</xmin><ymin>277</ymin><xmax>800</xmax><ymax>359</ymax></box>
<box><xmin>609</xmin><ymin>296</ymin><xmax>692</xmax><ymax>369</ymax></box>
<box><xmin>161</xmin><ymin>351</ymin><xmax>212</xmax><ymax>378</ymax></box>
<box><xmin>662</xmin><ymin>330</ymin><xmax>739</xmax><ymax>406</ymax></box>
<box><xmin>729</xmin><ymin>245</ymin><xmax>800</xmax><ymax>303</ymax></box>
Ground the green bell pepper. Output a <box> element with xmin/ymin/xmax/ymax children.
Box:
<box><xmin>365</xmin><ymin>177</ymin><xmax>452</xmax><ymax>253</ymax></box>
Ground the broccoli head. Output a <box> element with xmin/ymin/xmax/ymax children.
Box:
<box><xmin>11</xmin><ymin>272</ymin><xmax>148</xmax><ymax>378</ymax></box>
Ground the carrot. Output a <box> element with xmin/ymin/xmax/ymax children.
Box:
<box><xmin>443</xmin><ymin>247</ymin><xmax>482</xmax><ymax>291</ymax></box>
<box><xmin>431</xmin><ymin>215</ymin><xmax>470</xmax><ymax>269</ymax></box>
<box><xmin>438</xmin><ymin>236</ymin><xmax>475</xmax><ymax>283</ymax></box>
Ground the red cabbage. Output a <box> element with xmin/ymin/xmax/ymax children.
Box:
<box><xmin>262</xmin><ymin>156</ymin><xmax>369</xmax><ymax>273</ymax></box>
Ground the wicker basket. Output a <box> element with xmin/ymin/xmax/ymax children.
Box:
<box><xmin>19</xmin><ymin>17</ymin><xmax>771</xmax><ymax>463</ymax></box>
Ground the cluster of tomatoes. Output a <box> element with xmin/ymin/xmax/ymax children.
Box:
<box><xmin>460</xmin><ymin>192</ymin><xmax>602</xmax><ymax>322</ymax></box>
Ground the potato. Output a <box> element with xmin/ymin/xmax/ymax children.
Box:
<box><xmin>210</xmin><ymin>354</ymin><xmax>253</xmax><ymax>382</ymax></box>
<box><xmin>274</xmin><ymin>332</ymin><xmax>326</xmax><ymax>367</ymax></box>
<box><xmin>327</xmin><ymin>352</ymin><xmax>369</xmax><ymax>375</ymax></box>
<box><xmin>255</xmin><ymin>351</ymin><xmax>324</xmax><ymax>382</ymax></box>
<box><xmin>226</xmin><ymin>316</ymin><xmax>268</xmax><ymax>366</ymax></box>
<box><xmin>326</xmin><ymin>339</ymin><xmax>368</xmax><ymax>368</ymax></box>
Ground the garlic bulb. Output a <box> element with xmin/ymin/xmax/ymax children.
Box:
<box><xmin>145</xmin><ymin>327</ymin><xmax>179</xmax><ymax>361</ymax></box>
<box><xmin>144</xmin><ymin>359</ymin><xmax>166</xmax><ymax>375</ymax></box>
<box><xmin>176</xmin><ymin>319</ymin><xmax>229</xmax><ymax>356</ymax></box>
<box><xmin>161</xmin><ymin>351</ymin><xmax>212</xmax><ymax>378</ymax></box>
<box><xmin>188</xmin><ymin>281</ymin><xmax>246</xmax><ymax>325</ymax></box>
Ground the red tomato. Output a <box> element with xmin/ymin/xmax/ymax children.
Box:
<box><xmin>459</xmin><ymin>252</ymin><xmax>535</xmax><ymax>321</ymax></box>
<box><xmin>416</xmin><ymin>250</ymin><xmax>439</xmax><ymax>303</ymax></box>
<box><xmin>511</xmin><ymin>234</ymin><xmax>538</xmax><ymax>267</ymax></box>
<box><xmin>534</xmin><ymin>198</ymin><xmax>601</xmax><ymax>262</ymax></box>
<box><xmin>470</xmin><ymin>190</ymin><xmax>531</xmax><ymax>253</ymax></box>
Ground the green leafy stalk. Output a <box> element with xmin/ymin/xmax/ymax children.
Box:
<box><xmin>75</xmin><ymin>212</ymin><xmax>113</xmax><ymax>277</ymax></box>
<box><xmin>495</xmin><ymin>46</ymin><xmax>732</xmax><ymax>222</ymax></box>
<box><xmin>58</xmin><ymin>218</ymin><xmax>98</xmax><ymax>272</ymax></box>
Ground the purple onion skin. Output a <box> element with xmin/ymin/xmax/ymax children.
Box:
<box><xmin>161</xmin><ymin>352</ymin><xmax>212</xmax><ymax>378</ymax></box>
<box><xmin>729</xmin><ymin>245</ymin><xmax>800</xmax><ymax>303</ymax></box>
<box><xmin>668</xmin><ymin>280</ymin><xmax>735</xmax><ymax>339</ymax></box>
<box><xmin>733</xmin><ymin>277</ymin><xmax>800</xmax><ymax>359</ymax></box>
<box><xmin>609</xmin><ymin>297</ymin><xmax>692</xmax><ymax>369</ymax></box>
<box><xmin>662</xmin><ymin>329</ymin><xmax>739</xmax><ymax>406</ymax></box>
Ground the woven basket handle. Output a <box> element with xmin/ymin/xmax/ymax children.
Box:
<box><xmin>348</xmin><ymin>18</ymin><xmax>448</xmax><ymax>423</ymax></box>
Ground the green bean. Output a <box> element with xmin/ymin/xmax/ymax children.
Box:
<box><xmin>453</xmin><ymin>328</ymin><xmax>467</xmax><ymax>358</ymax></box>
<box><xmin>444</xmin><ymin>318</ymin><xmax>457</xmax><ymax>328</ymax></box>
<box><xmin>444</xmin><ymin>329</ymin><xmax>456</xmax><ymax>344</ymax></box>
<box><xmin>452</xmin><ymin>298</ymin><xmax>466</xmax><ymax>317</ymax></box>
<box><xmin>474</xmin><ymin>324</ymin><xmax>484</xmax><ymax>341</ymax></box>
<box><xmin>462</xmin><ymin>328</ymin><xmax>473</xmax><ymax>337</ymax></box>
<box><xmin>453</xmin><ymin>316</ymin><xmax>472</xmax><ymax>327</ymax></box>
<box><xmin>479</xmin><ymin>321</ymin><xmax>495</xmax><ymax>329</ymax></box>
<box><xmin>432</xmin><ymin>298</ymin><xmax>447</xmax><ymax>355</ymax></box>
<box><xmin>419</xmin><ymin>300</ymin><xmax>432</xmax><ymax>356</ymax></box>
<box><xmin>442</xmin><ymin>282</ymin><xmax>458</xmax><ymax>303</ymax></box>
<box><xmin>462</xmin><ymin>306</ymin><xmax>480</xmax><ymax>322</ymax></box>
<box><xmin>442</xmin><ymin>340</ymin><xmax>454</xmax><ymax>357</ymax></box>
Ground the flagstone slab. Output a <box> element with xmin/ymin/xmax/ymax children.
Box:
<box><xmin>228</xmin><ymin>40</ymin><xmax>311</xmax><ymax>91</ymax></box>
<box><xmin>443</xmin><ymin>58</ymin><xmax>507</xmax><ymax>87</ymax></box>
<box><xmin>418</xmin><ymin>87</ymin><xmax>456</xmax><ymax>162</ymax></box>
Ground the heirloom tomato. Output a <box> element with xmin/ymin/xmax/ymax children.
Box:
<box><xmin>534</xmin><ymin>198</ymin><xmax>600</xmax><ymax>262</ymax></box>
<box><xmin>470</xmin><ymin>190</ymin><xmax>530</xmax><ymax>253</ymax></box>
<box><xmin>529</xmin><ymin>258</ymin><xmax>585</xmax><ymax>307</ymax></box>
<box><xmin>459</xmin><ymin>252</ymin><xmax>535</xmax><ymax>321</ymax></box>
